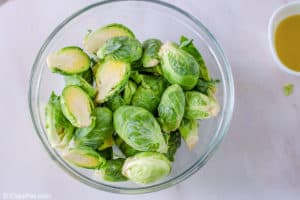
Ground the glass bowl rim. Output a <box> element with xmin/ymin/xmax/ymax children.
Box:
<box><xmin>28</xmin><ymin>0</ymin><xmax>235</xmax><ymax>194</ymax></box>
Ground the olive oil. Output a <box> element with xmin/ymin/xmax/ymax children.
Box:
<box><xmin>275</xmin><ymin>15</ymin><xmax>300</xmax><ymax>72</ymax></box>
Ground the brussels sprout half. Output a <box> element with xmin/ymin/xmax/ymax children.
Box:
<box><xmin>159</xmin><ymin>42</ymin><xmax>199</xmax><ymax>90</ymax></box>
<box><xmin>45</xmin><ymin>92</ymin><xmax>74</xmax><ymax>149</ymax></box>
<box><xmin>158</xmin><ymin>84</ymin><xmax>185</xmax><ymax>133</ymax></box>
<box><xmin>64</xmin><ymin>75</ymin><xmax>97</xmax><ymax>98</ymax></box>
<box><xmin>122</xmin><ymin>152</ymin><xmax>171</xmax><ymax>184</ymax></box>
<box><xmin>62</xmin><ymin>146</ymin><xmax>106</xmax><ymax>169</ymax></box>
<box><xmin>142</xmin><ymin>39</ymin><xmax>162</xmax><ymax>68</ymax></box>
<box><xmin>61</xmin><ymin>85</ymin><xmax>94</xmax><ymax>128</ymax></box>
<box><xmin>113</xmin><ymin>106</ymin><xmax>168</xmax><ymax>153</ymax></box>
<box><xmin>83</xmin><ymin>23</ymin><xmax>135</xmax><ymax>54</ymax></box>
<box><xmin>74</xmin><ymin>107</ymin><xmax>114</xmax><ymax>149</ymax></box>
<box><xmin>184</xmin><ymin>91</ymin><xmax>220</xmax><ymax>119</ymax></box>
<box><xmin>95</xmin><ymin>59</ymin><xmax>130</xmax><ymax>103</ymax></box>
<box><xmin>47</xmin><ymin>46</ymin><xmax>90</xmax><ymax>75</ymax></box>
<box><xmin>97</xmin><ymin>36</ymin><xmax>142</xmax><ymax>63</ymax></box>
<box><xmin>96</xmin><ymin>158</ymin><xmax>128</xmax><ymax>182</ymax></box>
<box><xmin>179</xmin><ymin>118</ymin><xmax>199</xmax><ymax>150</ymax></box>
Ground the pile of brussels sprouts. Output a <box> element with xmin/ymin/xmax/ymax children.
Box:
<box><xmin>45</xmin><ymin>23</ymin><xmax>220</xmax><ymax>184</ymax></box>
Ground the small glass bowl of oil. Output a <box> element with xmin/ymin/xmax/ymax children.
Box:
<box><xmin>269</xmin><ymin>2</ymin><xmax>300</xmax><ymax>76</ymax></box>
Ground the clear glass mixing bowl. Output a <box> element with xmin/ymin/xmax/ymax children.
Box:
<box><xmin>28</xmin><ymin>0</ymin><xmax>234</xmax><ymax>194</ymax></box>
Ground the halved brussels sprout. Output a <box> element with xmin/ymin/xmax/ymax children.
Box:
<box><xmin>64</xmin><ymin>75</ymin><xmax>97</xmax><ymax>98</ymax></box>
<box><xmin>131</xmin><ymin>75</ymin><xmax>168</xmax><ymax>113</ymax></box>
<box><xmin>97</xmin><ymin>36</ymin><xmax>142</xmax><ymax>63</ymax></box>
<box><xmin>74</xmin><ymin>107</ymin><xmax>114</xmax><ymax>149</ymax></box>
<box><xmin>45</xmin><ymin>92</ymin><xmax>74</xmax><ymax>149</ymax></box>
<box><xmin>95</xmin><ymin>158</ymin><xmax>128</xmax><ymax>182</ymax></box>
<box><xmin>195</xmin><ymin>78</ymin><xmax>219</xmax><ymax>96</ymax></box>
<box><xmin>62</xmin><ymin>146</ymin><xmax>106</xmax><ymax>169</ymax></box>
<box><xmin>179</xmin><ymin>36</ymin><xmax>210</xmax><ymax>81</ymax></box>
<box><xmin>61</xmin><ymin>86</ymin><xmax>94</xmax><ymax>128</ymax></box>
<box><xmin>98</xmin><ymin>136</ymin><xmax>114</xmax><ymax>151</ymax></box>
<box><xmin>184</xmin><ymin>91</ymin><xmax>220</xmax><ymax>119</ymax></box>
<box><xmin>123</xmin><ymin>80</ymin><xmax>137</xmax><ymax>104</ymax></box>
<box><xmin>83</xmin><ymin>23</ymin><xmax>135</xmax><ymax>54</ymax></box>
<box><xmin>47</xmin><ymin>46</ymin><xmax>90</xmax><ymax>75</ymax></box>
<box><xmin>105</xmin><ymin>94</ymin><xmax>125</xmax><ymax>111</ymax></box>
<box><xmin>165</xmin><ymin>131</ymin><xmax>181</xmax><ymax>161</ymax></box>
<box><xmin>95</xmin><ymin>59</ymin><xmax>130</xmax><ymax>103</ymax></box>
<box><xmin>178</xmin><ymin>118</ymin><xmax>199</xmax><ymax>150</ymax></box>
<box><xmin>122</xmin><ymin>152</ymin><xmax>171</xmax><ymax>184</ymax></box>
<box><xmin>159</xmin><ymin>42</ymin><xmax>199</xmax><ymax>90</ymax></box>
<box><xmin>158</xmin><ymin>84</ymin><xmax>185</xmax><ymax>133</ymax></box>
<box><xmin>113</xmin><ymin>106</ymin><xmax>168</xmax><ymax>153</ymax></box>
<box><xmin>142</xmin><ymin>39</ymin><xmax>162</xmax><ymax>67</ymax></box>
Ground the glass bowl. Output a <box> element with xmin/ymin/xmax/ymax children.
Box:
<box><xmin>28</xmin><ymin>0</ymin><xmax>234</xmax><ymax>194</ymax></box>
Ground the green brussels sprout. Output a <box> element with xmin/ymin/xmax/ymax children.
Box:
<box><xmin>74</xmin><ymin>107</ymin><xmax>114</xmax><ymax>149</ymax></box>
<box><xmin>178</xmin><ymin>118</ymin><xmax>198</xmax><ymax>150</ymax></box>
<box><xmin>164</xmin><ymin>131</ymin><xmax>181</xmax><ymax>161</ymax></box>
<box><xmin>122</xmin><ymin>152</ymin><xmax>171</xmax><ymax>184</ymax></box>
<box><xmin>95</xmin><ymin>59</ymin><xmax>130</xmax><ymax>103</ymax></box>
<box><xmin>83</xmin><ymin>23</ymin><xmax>135</xmax><ymax>54</ymax></box>
<box><xmin>195</xmin><ymin>78</ymin><xmax>219</xmax><ymax>96</ymax></box>
<box><xmin>123</xmin><ymin>80</ymin><xmax>137</xmax><ymax>104</ymax></box>
<box><xmin>98</xmin><ymin>136</ymin><xmax>114</xmax><ymax>151</ymax></box>
<box><xmin>80</xmin><ymin>67</ymin><xmax>94</xmax><ymax>85</ymax></box>
<box><xmin>131</xmin><ymin>75</ymin><xmax>168</xmax><ymax>113</ymax></box>
<box><xmin>130</xmin><ymin>70</ymin><xmax>143</xmax><ymax>84</ymax></box>
<box><xmin>45</xmin><ymin>92</ymin><xmax>74</xmax><ymax>149</ymax></box>
<box><xmin>158</xmin><ymin>42</ymin><xmax>199</xmax><ymax>90</ymax></box>
<box><xmin>47</xmin><ymin>46</ymin><xmax>90</xmax><ymax>75</ymax></box>
<box><xmin>62</xmin><ymin>146</ymin><xmax>106</xmax><ymax>169</ymax></box>
<box><xmin>158</xmin><ymin>84</ymin><xmax>185</xmax><ymax>133</ymax></box>
<box><xmin>60</xmin><ymin>85</ymin><xmax>94</xmax><ymax>128</ymax></box>
<box><xmin>142</xmin><ymin>39</ymin><xmax>162</xmax><ymax>67</ymax></box>
<box><xmin>179</xmin><ymin>36</ymin><xmax>210</xmax><ymax>81</ymax></box>
<box><xmin>98</xmin><ymin>147</ymin><xmax>113</xmax><ymax>160</ymax></box>
<box><xmin>96</xmin><ymin>158</ymin><xmax>128</xmax><ymax>182</ymax></box>
<box><xmin>105</xmin><ymin>94</ymin><xmax>125</xmax><ymax>111</ymax></box>
<box><xmin>184</xmin><ymin>91</ymin><xmax>220</xmax><ymax>119</ymax></box>
<box><xmin>113</xmin><ymin>106</ymin><xmax>168</xmax><ymax>153</ymax></box>
<box><xmin>97</xmin><ymin>36</ymin><xmax>142</xmax><ymax>63</ymax></box>
<box><xmin>64</xmin><ymin>75</ymin><xmax>97</xmax><ymax>98</ymax></box>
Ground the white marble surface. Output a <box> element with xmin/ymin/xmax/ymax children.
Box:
<box><xmin>0</xmin><ymin>0</ymin><xmax>300</xmax><ymax>199</ymax></box>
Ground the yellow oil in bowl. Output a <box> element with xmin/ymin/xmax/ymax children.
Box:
<box><xmin>275</xmin><ymin>14</ymin><xmax>300</xmax><ymax>72</ymax></box>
